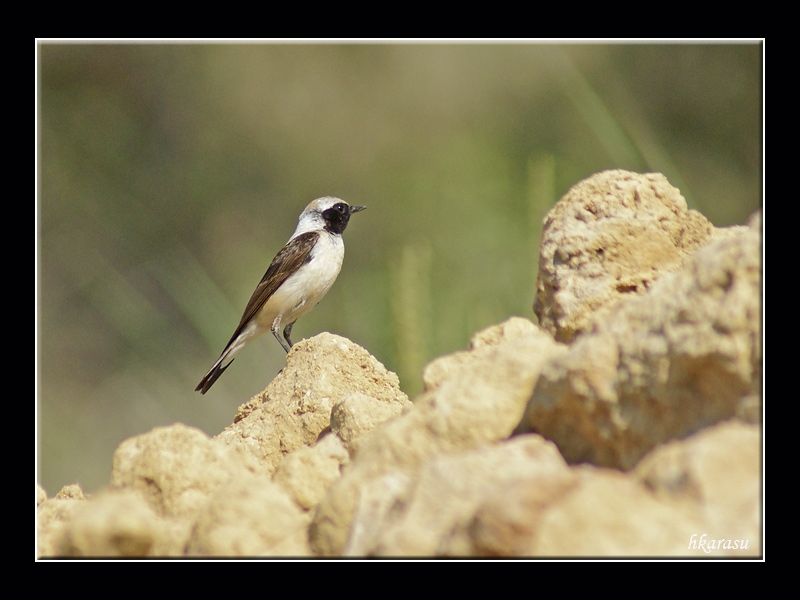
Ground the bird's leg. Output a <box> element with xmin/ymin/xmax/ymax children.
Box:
<box><xmin>283</xmin><ymin>322</ymin><xmax>295</xmax><ymax>350</ymax></box>
<box><xmin>271</xmin><ymin>315</ymin><xmax>292</xmax><ymax>353</ymax></box>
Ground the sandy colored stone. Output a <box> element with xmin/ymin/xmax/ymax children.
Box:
<box><xmin>216</xmin><ymin>333</ymin><xmax>408</xmax><ymax>473</ymax></box>
<box><xmin>422</xmin><ymin>316</ymin><xmax>542</xmax><ymax>392</ymax></box>
<box><xmin>54</xmin><ymin>483</ymin><xmax>85</xmax><ymax>500</ymax></box>
<box><xmin>330</xmin><ymin>392</ymin><xmax>412</xmax><ymax>454</ymax></box>
<box><xmin>273</xmin><ymin>432</ymin><xmax>349</xmax><ymax>511</ymax></box>
<box><xmin>57</xmin><ymin>489</ymin><xmax>161</xmax><ymax>557</ymax></box>
<box><xmin>36</xmin><ymin>484</ymin><xmax>47</xmax><ymax>507</ymax></box>
<box><xmin>534</xmin><ymin>170</ymin><xmax>714</xmax><ymax>343</ymax></box>
<box><xmin>518</xmin><ymin>217</ymin><xmax>761</xmax><ymax>469</ymax></box>
<box><xmin>310</xmin><ymin>318</ymin><xmax>566</xmax><ymax>555</ymax></box>
<box><xmin>529</xmin><ymin>467</ymin><xmax>715</xmax><ymax>556</ymax></box>
<box><xmin>342</xmin><ymin>435</ymin><xmax>568</xmax><ymax>556</ymax></box>
<box><xmin>635</xmin><ymin>420</ymin><xmax>761</xmax><ymax>548</ymax></box>
<box><xmin>466</xmin><ymin>473</ymin><xmax>577</xmax><ymax>556</ymax></box>
<box><xmin>186</xmin><ymin>473</ymin><xmax>311</xmax><ymax>556</ymax></box>
<box><xmin>110</xmin><ymin>423</ymin><xmax>257</xmax><ymax>520</ymax></box>
<box><xmin>465</xmin><ymin>421</ymin><xmax>760</xmax><ymax>557</ymax></box>
<box><xmin>36</xmin><ymin>484</ymin><xmax>87</xmax><ymax>558</ymax></box>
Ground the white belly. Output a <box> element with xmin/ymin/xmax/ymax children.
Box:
<box><xmin>256</xmin><ymin>232</ymin><xmax>345</xmax><ymax>329</ymax></box>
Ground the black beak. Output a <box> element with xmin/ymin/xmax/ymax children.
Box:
<box><xmin>350</xmin><ymin>205</ymin><xmax>367</xmax><ymax>214</ymax></box>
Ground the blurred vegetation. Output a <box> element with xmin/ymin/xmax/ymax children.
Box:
<box><xmin>36</xmin><ymin>42</ymin><xmax>762</xmax><ymax>494</ymax></box>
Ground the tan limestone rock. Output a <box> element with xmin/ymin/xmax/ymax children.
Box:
<box><xmin>518</xmin><ymin>216</ymin><xmax>761</xmax><ymax>469</ymax></box>
<box><xmin>310</xmin><ymin>318</ymin><xmax>566</xmax><ymax>555</ymax></box>
<box><xmin>215</xmin><ymin>333</ymin><xmax>409</xmax><ymax>473</ymax></box>
<box><xmin>186</xmin><ymin>473</ymin><xmax>311</xmax><ymax>556</ymax></box>
<box><xmin>534</xmin><ymin>170</ymin><xmax>714</xmax><ymax>343</ymax></box>
<box><xmin>110</xmin><ymin>423</ymin><xmax>257</xmax><ymax>520</ymax></box>
<box><xmin>57</xmin><ymin>489</ymin><xmax>162</xmax><ymax>557</ymax></box>
<box><xmin>36</xmin><ymin>484</ymin><xmax>87</xmax><ymax>557</ymax></box>
<box><xmin>272</xmin><ymin>432</ymin><xmax>349</xmax><ymax>511</ymax></box>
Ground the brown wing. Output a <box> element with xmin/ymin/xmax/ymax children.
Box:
<box><xmin>196</xmin><ymin>231</ymin><xmax>319</xmax><ymax>394</ymax></box>
<box><xmin>225</xmin><ymin>231</ymin><xmax>318</xmax><ymax>344</ymax></box>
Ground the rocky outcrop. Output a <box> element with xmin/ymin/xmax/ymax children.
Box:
<box><xmin>216</xmin><ymin>333</ymin><xmax>411</xmax><ymax>474</ymax></box>
<box><xmin>37</xmin><ymin>336</ymin><xmax>411</xmax><ymax>558</ymax></box>
<box><xmin>519</xmin><ymin>188</ymin><xmax>761</xmax><ymax>469</ymax></box>
<box><xmin>37</xmin><ymin>170</ymin><xmax>762</xmax><ymax>558</ymax></box>
<box><xmin>533</xmin><ymin>169</ymin><xmax>720</xmax><ymax>343</ymax></box>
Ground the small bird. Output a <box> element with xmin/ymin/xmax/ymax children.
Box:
<box><xmin>196</xmin><ymin>197</ymin><xmax>365</xmax><ymax>394</ymax></box>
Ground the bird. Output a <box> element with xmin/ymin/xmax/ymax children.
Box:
<box><xmin>196</xmin><ymin>197</ymin><xmax>366</xmax><ymax>394</ymax></box>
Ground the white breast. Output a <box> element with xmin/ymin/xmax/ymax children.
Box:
<box><xmin>258</xmin><ymin>232</ymin><xmax>345</xmax><ymax>328</ymax></box>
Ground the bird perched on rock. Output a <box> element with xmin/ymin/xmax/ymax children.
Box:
<box><xmin>196</xmin><ymin>197</ymin><xmax>365</xmax><ymax>394</ymax></box>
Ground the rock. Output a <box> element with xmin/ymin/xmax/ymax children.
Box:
<box><xmin>421</xmin><ymin>316</ymin><xmax>543</xmax><ymax>391</ymax></box>
<box><xmin>272</xmin><ymin>432</ymin><xmax>349</xmax><ymax>511</ymax></box>
<box><xmin>36</xmin><ymin>484</ymin><xmax>47</xmax><ymax>508</ymax></box>
<box><xmin>534</xmin><ymin>170</ymin><xmax>714</xmax><ymax>343</ymax></box>
<box><xmin>518</xmin><ymin>213</ymin><xmax>761</xmax><ymax>469</ymax></box>
<box><xmin>310</xmin><ymin>318</ymin><xmax>566</xmax><ymax>556</ymax></box>
<box><xmin>54</xmin><ymin>483</ymin><xmax>85</xmax><ymax>500</ymax></box>
<box><xmin>342</xmin><ymin>434</ymin><xmax>568</xmax><ymax>556</ymax></box>
<box><xmin>331</xmin><ymin>392</ymin><xmax>412</xmax><ymax>454</ymax></box>
<box><xmin>529</xmin><ymin>467</ymin><xmax>711</xmax><ymax>556</ymax></box>
<box><xmin>215</xmin><ymin>333</ymin><xmax>409</xmax><ymax>473</ymax></box>
<box><xmin>36</xmin><ymin>484</ymin><xmax>87</xmax><ymax>557</ymax></box>
<box><xmin>465</xmin><ymin>421</ymin><xmax>761</xmax><ymax>557</ymax></box>
<box><xmin>466</xmin><ymin>472</ymin><xmax>578</xmax><ymax>556</ymax></box>
<box><xmin>186</xmin><ymin>473</ymin><xmax>311</xmax><ymax>556</ymax></box>
<box><xmin>57</xmin><ymin>489</ymin><xmax>161</xmax><ymax>557</ymax></box>
<box><xmin>110</xmin><ymin>423</ymin><xmax>257</xmax><ymax>520</ymax></box>
<box><xmin>634</xmin><ymin>420</ymin><xmax>761</xmax><ymax>549</ymax></box>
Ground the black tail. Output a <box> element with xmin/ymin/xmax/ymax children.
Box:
<box><xmin>195</xmin><ymin>360</ymin><xmax>232</xmax><ymax>395</ymax></box>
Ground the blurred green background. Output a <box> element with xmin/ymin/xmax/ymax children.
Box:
<box><xmin>37</xmin><ymin>42</ymin><xmax>762</xmax><ymax>495</ymax></box>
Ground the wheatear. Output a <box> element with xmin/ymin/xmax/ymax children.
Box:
<box><xmin>196</xmin><ymin>197</ymin><xmax>365</xmax><ymax>394</ymax></box>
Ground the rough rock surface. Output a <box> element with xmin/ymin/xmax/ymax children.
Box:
<box><xmin>309</xmin><ymin>319</ymin><xmax>568</xmax><ymax>555</ymax></box>
<box><xmin>57</xmin><ymin>489</ymin><xmax>162</xmax><ymax>557</ymax></box>
<box><xmin>110</xmin><ymin>423</ymin><xmax>258</xmax><ymax>520</ymax></box>
<box><xmin>37</xmin><ymin>484</ymin><xmax>87</xmax><ymax>557</ymax></box>
<box><xmin>185</xmin><ymin>473</ymin><xmax>311</xmax><ymax>556</ymax></box>
<box><xmin>215</xmin><ymin>333</ymin><xmax>411</xmax><ymax>473</ymax></box>
<box><xmin>534</xmin><ymin>170</ymin><xmax>716</xmax><ymax>343</ymax></box>
<box><xmin>37</xmin><ymin>171</ymin><xmax>762</xmax><ymax>559</ymax></box>
<box><xmin>467</xmin><ymin>421</ymin><xmax>760</xmax><ymax>557</ymax></box>
<box><xmin>634</xmin><ymin>420</ymin><xmax>761</xmax><ymax>547</ymax></box>
<box><xmin>341</xmin><ymin>434</ymin><xmax>569</xmax><ymax>556</ymax></box>
<box><xmin>518</xmin><ymin>201</ymin><xmax>761</xmax><ymax>469</ymax></box>
<box><xmin>272</xmin><ymin>432</ymin><xmax>349</xmax><ymax>511</ymax></box>
<box><xmin>37</xmin><ymin>335</ymin><xmax>410</xmax><ymax>558</ymax></box>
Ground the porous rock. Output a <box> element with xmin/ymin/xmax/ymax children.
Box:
<box><xmin>272</xmin><ymin>432</ymin><xmax>349</xmax><ymax>511</ymax></box>
<box><xmin>529</xmin><ymin>466</ymin><xmax>710</xmax><ymax>556</ymax></box>
<box><xmin>310</xmin><ymin>318</ymin><xmax>566</xmax><ymax>556</ymax></box>
<box><xmin>465</xmin><ymin>420</ymin><xmax>760</xmax><ymax>557</ymax></box>
<box><xmin>57</xmin><ymin>489</ymin><xmax>162</xmax><ymax>557</ymax></box>
<box><xmin>36</xmin><ymin>484</ymin><xmax>87</xmax><ymax>557</ymax></box>
<box><xmin>421</xmin><ymin>316</ymin><xmax>545</xmax><ymax>392</ymax></box>
<box><xmin>518</xmin><ymin>213</ymin><xmax>761</xmax><ymax>469</ymax></box>
<box><xmin>215</xmin><ymin>333</ymin><xmax>409</xmax><ymax>473</ymax></box>
<box><xmin>342</xmin><ymin>434</ymin><xmax>568</xmax><ymax>556</ymax></box>
<box><xmin>186</xmin><ymin>473</ymin><xmax>311</xmax><ymax>556</ymax></box>
<box><xmin>534</xmin><ymin>170</ymin><xmax>714</xmax><ymax>343</ymax></box>
<box><xmin>331</xmin><ymin>392</ymin><xmax>412</xmax><ymax>454</ymax></box>
<box><xmin>110</xmin><ymin>423</ymin><xmax>258</xmax><ymax>520</ymax></box>
<box><xmin>634</xmin><ymin>420</ymin><xmax>761</xmax><ymax>547</ymax></box>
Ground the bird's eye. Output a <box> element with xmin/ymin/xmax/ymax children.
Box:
<box><xmin>333</xmin><ymin>203</ymin><xmax>347</xmax><ymax>214</ymax></box>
